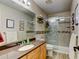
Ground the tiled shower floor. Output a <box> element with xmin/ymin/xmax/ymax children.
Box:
<box><xmin>47</xmin><ymin>52</ymin><xmax>69</xmax><ymax>59</ymax></box>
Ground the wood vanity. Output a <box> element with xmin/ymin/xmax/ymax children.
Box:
<box><xmin>20</xmin><ymin>43</ymin><xmax>46</xmax><ymax>59</ymax></box>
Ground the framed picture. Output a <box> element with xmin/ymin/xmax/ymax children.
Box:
<box><xmin>19</xmin><ymin>20</ymin><xmax>24</xmax><ymax>31</ymax></box>
<box><xmin>6</xmin><ymin>19</ymin><xmax>14</xmax><ymax>28</ymax></box>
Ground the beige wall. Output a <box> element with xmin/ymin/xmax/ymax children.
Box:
<box><xmin>49</xmin><ymin>11</ymin><xmax>70</xmax><ymax>17</ymax></box>
<box><xmin>71</xmin><ymin>0</ymin><xmax>78</xmax><ymax>13</ymax></box>
<box><xmin>29</xmin><ymin>0</ymin><xmax>47</xmax><ymax>40</ymax></box>
<box><xmin>30</xmin><ymin>0</ymin><xmax>46</xmax><ymax>31</ymax></box>
<box><xmin>30</xmin><ymin>0</ymin><xmax>47</xmax><ymax>17</ymax></box>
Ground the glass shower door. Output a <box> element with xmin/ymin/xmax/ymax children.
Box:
<box><xmin>46</xmin><ymin>17</ymin><xmax>71</xmax><ymax>47</ymax></box>
<box><xmin>46</xmin><ymin>19</ymin><xmax>59</xmax><ymax>46</ymax></box>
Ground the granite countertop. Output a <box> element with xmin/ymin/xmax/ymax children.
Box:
<box><xmin>0</xmin><ymin>40</ymin><xmax>46</xmax><ymax>59</ymax></box>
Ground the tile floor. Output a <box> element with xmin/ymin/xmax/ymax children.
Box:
<box><xmin>47</xmin><ymin>51</ymin><xmax>69</xmax><ymax>59</ymax></box>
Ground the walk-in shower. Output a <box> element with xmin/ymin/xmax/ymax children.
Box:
<box><xmin>46</xmin><ymin>17</ymin><xmax>71</xmax><ymax>47</ymax></box>
<box><xmin>46</xmin><ymin>17</ymin><xmax>71</xmax><ymax>55</ymax></box>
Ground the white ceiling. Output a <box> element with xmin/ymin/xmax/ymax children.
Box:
<box><xmin>33</xmin><ymin>0</ymin><xmax>72</xmax><ymax>14</ymax></box>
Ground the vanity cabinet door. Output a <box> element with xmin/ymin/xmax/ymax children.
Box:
<box><xmin>33</xmin><ymin>47</ymin><xmax>40</xmax><ymax>59</ymax></box>
<box><xmin>27</xmin><ymin>47</ymin><xmax>40</xmax><ymax>59</ymax></box>
<box><xmin>40</xmin><ymin>44</ymin><xmax>46</xmax><ymax>59</ymax></box>
<box><xmin>27</xmin><ymin>52</ymin><xmax>33</xmax><ymax>59</ymax></box>
<box><xmin>20</xmin><ymin>56</ymin><xmax>27</xmax><ymax>59</ymax></box>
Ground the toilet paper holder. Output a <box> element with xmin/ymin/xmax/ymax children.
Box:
<box><xmin>74</xmin><ymin>46</ymin><xmax>79</xmax><ymax>52</ymax></box>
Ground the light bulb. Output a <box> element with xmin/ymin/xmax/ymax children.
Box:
<box><xmin>27</xmin><ymin>1</ymin><xmax>31</xmax><ymax>6</ymax></box>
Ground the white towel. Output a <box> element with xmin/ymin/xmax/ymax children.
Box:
<box><xmin>69</xmin><ymin>33</ymin><xmax>77</xmax><ymax>59</ymax></box>
<box><xmin>6</xmin><ymin>31</ymin><xmax>17</xmax><ymax>44</ymax></box>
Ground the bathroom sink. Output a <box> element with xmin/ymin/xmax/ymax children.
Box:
<box><xmin>18</xmin><ymin>44</ymin><xmax>34</xmax><ymax>51</ymax></box>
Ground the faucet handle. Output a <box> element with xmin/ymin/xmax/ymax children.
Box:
<box><xmin>24</xmin><ymin>40</ymin><xmax>27</xmax><ymax>43</ymax></box>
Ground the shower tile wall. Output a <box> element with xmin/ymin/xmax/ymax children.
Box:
<box><xmin>46</xmin><ymin>17</ymin><xmax>71</xmax><ymax>47</ymax></box>
<box><xmin>58</xmin><ymin>18</ymin><xmax>71</xmax><ymax>47</ymax></box>
<box><xmin>46</xmin><ymin>21</ymin><xmax>59</xmax><ymax>45</ymax></box>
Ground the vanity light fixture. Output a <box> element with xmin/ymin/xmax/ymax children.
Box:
<box><xmin>23</xmin><ymin>0</ymin><xmax>31</xmax><ymax>6</ymax></box>
<box><xmin>27</xmin><ymin>1</ymin><xmax>31</xmax><ymax>6</ymax></box>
